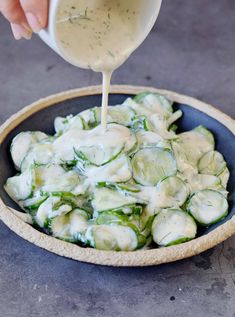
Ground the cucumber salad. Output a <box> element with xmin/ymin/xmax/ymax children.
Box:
<box><xmin>5</xmin><ymin>93</ymin><xmax>230</xmax><ymax>251</ymax></box>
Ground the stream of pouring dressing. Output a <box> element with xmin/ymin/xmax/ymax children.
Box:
<box><xmin>55</xmin><ymin>0</ymin><xmax>155</xmax><ymax>131</ymax></box>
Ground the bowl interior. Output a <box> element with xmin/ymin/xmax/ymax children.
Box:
<box><xmin>0</xmin><ymin>93</ymin><xmax>234</xmax><ymax>238</ymax></box>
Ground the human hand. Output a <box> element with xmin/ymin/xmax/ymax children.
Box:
<box><xmin>0</xmin><ymin>0</ymin><xmax>48</xmax><ymax>40</ymax></box>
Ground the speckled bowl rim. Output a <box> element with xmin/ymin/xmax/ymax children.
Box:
<box><xmin>0</xmin><ymin>85</ymin><xmax>234</xmax><ymax>267</ymax></box>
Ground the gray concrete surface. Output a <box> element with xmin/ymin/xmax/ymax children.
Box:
<box><xmin>0</xmin><ymin>1</ymin><xmax>234</xmax><ymax>316</ymax></box>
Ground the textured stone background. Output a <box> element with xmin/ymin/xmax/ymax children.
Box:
<box><xmin>0</xmin><ymin>1</ymin><xmax>234</xmax><ymax>316</ymax></box>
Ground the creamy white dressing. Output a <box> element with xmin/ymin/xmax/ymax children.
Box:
<box><xmin>53</xmin><ymin>123</ymin><xmax>135</xmax><ymax>161</ymax></box>
<box><xmin>84</xmin><ymin>154</ymin><xmax>132</xmax><ymax>183</ymax></box>
<box><xmin>55</xmin><ymin>0</ymin><xmax>157</xmax><ymax>130</ymax></box>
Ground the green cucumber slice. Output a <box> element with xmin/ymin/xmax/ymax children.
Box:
<box><xmin>4</xmin><ymin>168</ymin><xmax>35</xmax><ymax>201</ymax></box>
<box><xmin>136</xmin><ymin>130</ymin><xmax>171</xmax><ymax>150</ymax></box>
<box><xmin>50</xmin><ymin>209</ymin><xmax>89</xmax><ymax>242</ymax></box>
<box><xmin>35</xmin><ymin>196</ymin><xmax>73</xmax><ymax>227</ymax></box>
<box><xmin>92</xmin><ymin>187</ymin><xmax>146</xmax><ymax>212</ymax></box>
<box><xmin>194</xmin><ymin>125</ymin><xmax>215</xmax><ymax>146</ymax></box>
<box><xmin>23</xmin><ymin>192</ymin><xmax>49</xmax><ymax>215</ymax></box>
<box><xmin>34</xmin><ymin>165</ymin><xmax>80</xmax><ymax>192</ymax></box>
<box><xmin>79</xmin><ymin>109</ymin><xmax>96</xmax><ymax>128</ymax></box>
<box><xmin>21</xmin><ymin>143</ymin><xmax>54</xmax><ymax>171</ymax></box>
<box><xmin>132</xmin><ymin>92</ymin><xmax>173</xmax><ymax>116</ymax></box>
<box><xmin>171</xmin><ymin>141</ymin><xmax>198</xmax><ymax>176</ymax></box>
<box><xmin>132</xmin><ymin>148</ymin><xmax>177</xmax><ymax>186</ymax></box>
<box><xmin>93</xmin><ymin>105</ymin><xmax>135</xmax><ymax>126</ymax></box>
<box><xmin>187</xmin><ymin>189</ymin><xmax>228</xmax><ymax>226</ymax></box>
<box><xmin>152</xmin><ymin>209</ymin><xmax>197</xmax><ymax>246</ymax></box>
<box><xmin>198</xmin><ymin>151</ymin><xmax>226</xmax><ymax>176</ymax></box>
<box><xmin>219</xmin><ymin>167</ymin><xmax>230</xmax><ymax>188</ymax></box>
<box><xmin>84</xmin><ymin>154</ymin><xmax>132</xmax><ymax>183</ymax></box>
<box><xmin>95</xmin><ymin>210</ymin><xmax>131</xmax><ymax>225</ymax></box>
<box><xmin>177</xmin><ymin>126</ymin><xmax>214</xmax><ymax>166</ymax></box>
<box><xmin>54</xmin><ymin>115</ymin><xmax>85</xmax><ymax>134</ymax></box>
<box><xmin>10</xmin><ymin>131</ymin><xmax>47</xmax><ymax>170</ymax></box>
<box><xmin>94</xmin><ymin>211</ymin><xmax>146</xmax><ymax>247</ymax></box>
<box><xmin>86</xmin><ymin>224</ymin><xmax>138</xmax><ymax>251</ymax></box>
<box><xmin>156</xmin><ymin>176</ymin><xmax>189</xmax><ymax>208</ymax></box>
<box><xmin>188</xmin><ymin>174</ymin><xmax>222</xmax><ymax>193</ymax></box>
<box><xmin>96</xmin><ymin>181</ymin><xmax>141</xmax><ymax>193</ymax></box>
<box><xmin>148</xmin><ymin>113</ymin><xmax>177</xmax><ymax>139</ymax></box>
<box><xmin>75</xmin><ymin>144</ymin><xmax>123</xmax><ymax>166</ymax></box>
<box><xmin>131</xmin><ymin>115</ymin><xmax>152</xmax><ymax>131</ymax></box>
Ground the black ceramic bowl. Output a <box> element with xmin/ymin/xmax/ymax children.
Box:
<box><xmin>0</xmin><ymin>86</ymin><xmax>234</xmax><ymax>266</ymax></box>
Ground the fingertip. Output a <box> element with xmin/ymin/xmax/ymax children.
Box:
<box><xmin>11</xmin><ymin>23</ymin><xmax>22</xmax><ymax>40</ymax></box>
<box><xmin>11</xmin><ymin>23</ymin><xmax>32</xmax><ymax>40</ymax></box>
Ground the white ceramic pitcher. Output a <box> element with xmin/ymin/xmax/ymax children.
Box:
<box><xmin>39</xmin><ymin>0</ymin><xmax>162</xmax><ymax>68</ymax></box>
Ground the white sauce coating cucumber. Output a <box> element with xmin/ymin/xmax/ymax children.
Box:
<box><xmin>86</xmin><ymin>225</ymin><xmax>138</xmax><ymax>251</ymax></box>
<box><xmin>152</xmin><ymin>209</ymin><xmax>197</xmax><ymax>246</ymax></box>
<box><xmin>132</xmin><ymin>148</ymin><xmax>177</xmax><ymax>186</ymax></box>
<box><xmin>50</xmin><ymin>209</ymin><xmax>89</xmax><ymax>242</ymax></box>
<box><xmin>198</xmin><ymin>150</ymin><xmax>226</xmax><ymax>176</ymax></box>
<box><xmin>5</xmin><ymin>93</ymin><xmax>230</xmax><ymax>251</ymax></box>
<box><xmin>10</xmin><ymin>131</ymin><xmax>48</xmax><ymax>170</ymax></box>
<box><xmin>187</xmin><ymin>189</ymin><xmax>228</xmax><ymax>226</ymax></box>
<box><xmin>54</xmin><ymin>115</ymin><xmax>85</xmax><ymax>134</ymax></box>
<box><xmin>5</xmin><ymin>168</ymin><xmax>34</xmax><ymax>201</ymax></box>
<box><xmin>156</xmin><ymin>176</ymin><xmax>189</xmax><ymax>208</ymax></box>
<box><xmin>21</xmin><ymin>143</ymin><xmax>54</xmax><ymax>172</ymax></box>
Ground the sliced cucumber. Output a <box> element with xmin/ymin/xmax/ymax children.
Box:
<box><xmin>149</xmin><ymin>114</ymin><xmax>179</xmax><ymax>139</ymax></box>
<box><xmin>94</xmin><ymin>211</ymin><xmax>146</xmax><ymax>246</ymax></box>
<box><xmin>22</xmin><ymin>192</ymin><xmax>49</xmax><ymax>215</ymax></box>
<box><xmin>50</xmin><ymin>209</ymin><xmax>89</xmax><ymax>242</ymax></box>
<box><xmin>21</xmin><ymin>143</ymin><xmax>54</xmax><ymax>171</ymax></box>
<box><xmin>139</xmin><ymin>207</ymin><xmax>155</xmax><ymax>236</ymax></box>
<box><xmin>187</xmin><ymin>189</ymin><xmax>228</xmax><ymax>226</ymax></box>
<box><xmin>132</xmin><ymin>92</ymin><xmax>173</xmax><ymax>116</ymax></box>
<box><xmin>109</xmin><ymin>105</ymin><xmax>135</xmax><ymax>126</ymax></box>
<box><xmin>94</xmin><ymin>105</ymin><xmax>135</xmax><ymax>126</ymax></box>
<box><xmin>95</xmin><ymin>210</ymin><xmax>140</xmax><ymax>229</ymax></box>
<box><xmin>132</xmin><ymin>148</ymin><xmax>177</xmax><ymax>186</ymax></box>
<box><xmin>54</xmin><ymin>115</ymin><xmax>85</xmax><ymax>134</ymax></box>
<box><xmin>10</xmin><ymin>131</ymin><xmax>47</xmax><ymax>170</ymax></box>
<box><xmin>177</xmin><ymin>127</ymin><xmax>214</xmax><ymax>166</ymax></box>
<box><xmin>84</xmin><ymin>154</ymin><xmax>132</xmax><ymax>183</ymax></box>
<box><xmin>188</xmin><ymin>174</ymin><xmax>222</xmax><ymax>193</ymax></box>
<box><xmin>136</xmin><ymin>130</ymin><xmax>171</xmax><ymax>150</ymax></box>
<box><xmin>35</xmin><ymin>196</ymin><xmax>73</xmax><ymax>228</ymax></box>
<box><xmin>171</xmin><ymin>141</ymin><xmax>198</xmax><ymax>175</ymax></box>
<box><xmin>34</xmin><ymin>165</ymin><xmax>80</xmax><ymax>192</ymax></box>
<box><xmin>219</xmin><ymin>167</ymin><xmax>230</xmax><ymax>188</ymax></box>
<box><xmin>4</xmin><ymin>168</ymin><xmax>34</xmax><ymax>201</ymax></box>
<box><xmin>96</xmin><ymin>181</ymin><xmax>141</xmax><ymax>193</ymax></box>
<box><xmin>86</xmin><ymin>224</ymin><xmax>138</xmax><ymax>251</ymax></box>
<box><xmin>198</xmin><ymin>151</ymin><xmax>226</xmax><ymax>176</ymax></box>
<box><xmin>136</xmin><ymin>130</ymin><xmax>163</xmax><ymax>147</ymax></box>
<box><xmin>95</xmin><ymin>204</ymin><xmax>143</xmax><ymax>220</ymax></box>
<box><xmin>194</xmin><ymin>125</ymin><xmax>215</xmax><ymax>146</ymax></box>
<box><xmin>79</xmin><ymin>109</ymin><xmax>96</xmax><ymax>128</ymax></box>
<box><xmin>152</xmin><ymin>209</ymin><xmax>197</xmax><ymax>246</ymax></box>
<box><xmin>131</xmin><ymin>115</ymin><xmax>152</xmax><ymax>132</ymax></box>
<box><xmin>92</xmin><ymin>187</ymin><xmax>146</xmax><ymax>212</ymax></box>
<box><xmin>156</xmin><ymin>176</ymin><xmax>189</xmax><ymax>208</ymax></box>
<box><xmin>75</xmin><ymin>144</ymin><xmax>123</xmax><ymax>166</ymax></box>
